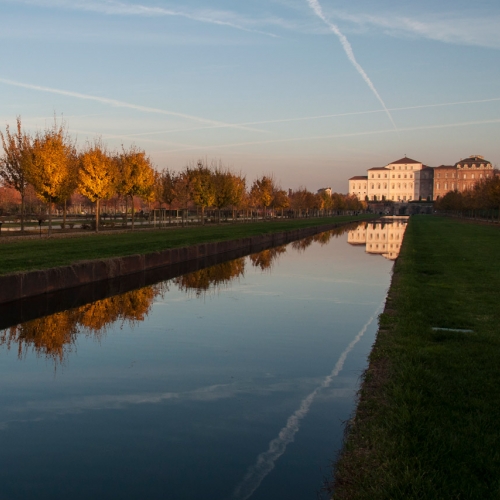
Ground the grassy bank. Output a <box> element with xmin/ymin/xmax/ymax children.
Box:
<box><xmin>331</xmin><ymin>216</ymin><xmax>500</xmax><ymax>499</ymax></box>
<box><xmin>0</xmin><ymin>215</ymin><xmax>374</xmax><ymax>276</ymax></box>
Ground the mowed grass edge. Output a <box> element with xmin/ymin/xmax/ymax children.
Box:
<box><xmin>0</xmin><ymin>215</ymin><xmax>375</xmax><ymax>275</ymax></box>
<box><xmin>330</xmin><ymin>215</ymin><xmax>500</xmax><ymax>499</ymax></box>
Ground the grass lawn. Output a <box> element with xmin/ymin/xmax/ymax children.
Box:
<box><xmin>0</xmin><ymin>215</ymin><xmax>374</xmax><ymax>275</ymax></box>
<box><xmin>331</xmin><ymin>215</ymin><xmax>500</xmax><ymax>500</ymax></box>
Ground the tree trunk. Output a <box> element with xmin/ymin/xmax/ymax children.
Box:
<box><xmin>48</xmin><ymin>202</ymin><xmax>52</xmax><ymax>236</ymax></box>
<box><xmin>62</xmin><ymin>199</ymin><xmax>67</xmax><ymax>229</ymax></box>
<box><xmin>20</xmin><ymin>193</ymin><xmax>25</xmax><ymax>232</ymax></box>
<box><xmin>131</xmin><ymin>196</ymin><xmax>135</xmax><ymax>230</ymax></box>
<box><xmin>95</xmin><ymin>199</ymin><xmax>100</xmax><ymax>232</ymax></box>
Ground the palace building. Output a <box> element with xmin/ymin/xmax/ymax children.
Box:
<box><xmin>349</xmin><ymin>155</ymin><xmax>494</xmax><ymax>201</ymax></box>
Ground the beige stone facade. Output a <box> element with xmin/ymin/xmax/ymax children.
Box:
<box><xmin>350</xmin><ymin>157</ymin><xmax>427</xmax><ymax>202</ymax></box>
<box><xmin>349</xmin><ymin>155</ymin><xmax>494</xmax><ymax>201</ymax></box>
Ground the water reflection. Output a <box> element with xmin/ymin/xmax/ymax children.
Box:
<box><xmin>348</xmin><ymin>218</ymin><xmax>408</xmax><ymax>260</ymax></box>
<box><xmin>0</xmin><ymin>221</ymin><xmax>396</xmax><ymax>500</ymax></box>
<box><xmin>0</xmin><ymin>287</ymin><xmax>161</xmax><ymax>363</ymax></box>
<box><xmin>1</xmin><ymin>224</ymin><xmax>358</xmax><ymax>365</ymax></box>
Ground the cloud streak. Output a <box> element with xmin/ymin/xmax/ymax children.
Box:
<box><xmin>306</xmin><ymin>0</ymin><xmax>397</xmax><ymax>131</ymax></box>
<box><xmin>0</xmin><ymin>77</ymin><xmax>265</xmax><ymax>134</ymax></box>
<box><xmin>14</xmin><ymin>0</ymin><xmax>281</xmax><ymax>38</ymax></box>
<box><xmin>159</xmin><ymin>117</ymin><xmax>500</xmax><ymax>154</ymax></box>
<box><xmin>330</xmin><ymin>10</ymin><xmax>500</xmax><ymax>50</ymax></box>
<box><xmin>232</xmin><ymin>305</ymin><xmax>382</xmax><ymax>500</ymax></box>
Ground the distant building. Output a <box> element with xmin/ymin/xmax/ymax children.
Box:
<box><xmin>349</xmin><ymin>157</ymin><xmax>430</xmax><ymax>202</ymax></box>
<box><xmin>317</xmin><ymin>187</ymin><xmax>332</xmax><ymax>196</ymax></box>
<box><xmin>348</xmin><ymin>154</ymin><xmax>494</xmax><ymax>201</ymax></box>
<box><xmin>348</xmin><ymin>176</ymin><xmax>368</xmax><ymax>201</ymax></box>
<box><xmin>433</xmin><ymin>155</ymin><xmax>494</xmax><ymax>200</ymax></box>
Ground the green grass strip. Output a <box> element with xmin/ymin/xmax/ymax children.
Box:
<box><xmin>332</xmin><ymin>215</ymin><xmax>500</xmax><ymax>500</ymax></box>
<box><xmin>0</xmin><ymin>215</ymin><xmax>375</xmax><ymax>275</ymax></box>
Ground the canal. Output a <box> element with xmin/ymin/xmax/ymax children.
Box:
<box><xmin>0</xmin><ymin>220</ymin><xmax>406</xmax><ymax>499</ymax></box>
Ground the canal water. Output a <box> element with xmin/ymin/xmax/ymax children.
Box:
<box><xmin>0</xmin><ymin>220</ymin><xmax>405</xmax><ymax>500</ymax></box>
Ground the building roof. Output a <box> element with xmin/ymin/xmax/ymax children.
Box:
<box><xmin>388</xmin><ymin>156</ymin><xmax>422</xmax><ymax>165</ymax></box>
<box><xmin>349</xmin><ymin>176</ymin><xmax>368</xmax><ymax>180</ymax></box>
<box><xmin>455</xmin><ymin>156</ymin><xmax>491</xmax><ymax>167</ymax></box>
<box><xmin>367</xmin><ymin>167</ymin><xmax>390</xmax><ymax>171</ymax></box>
<box><xmin>434</xmin><ymin>165</ymin><xmax>455</xmax><ymax>169</ymax></box>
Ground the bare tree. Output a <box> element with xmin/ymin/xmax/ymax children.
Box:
<box><xmin>0</xmin><ymin>117</ymin><xmax>32</xmax><ymax>231</ymax></box>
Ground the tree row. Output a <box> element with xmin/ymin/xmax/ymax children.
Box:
<box><xmin>0</xmin><ymin>118</ymin><xmax>364</xmax><ymax>233</ymax></box>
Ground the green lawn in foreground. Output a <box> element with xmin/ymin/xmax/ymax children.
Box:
<box><xmin>331</xmin><ymin>216</ymin><xmax>500</xmax><ymax>499</ymax></box>
<box><xmin>0</xmin><ymin>215</ymin><xmax>374</xmax><ymax>275</ymax></box>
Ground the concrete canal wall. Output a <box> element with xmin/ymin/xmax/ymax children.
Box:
<box><xmin>0</xmin><ymin>221</ymin><xmax>354</xmax><ymax>306</ymax></box>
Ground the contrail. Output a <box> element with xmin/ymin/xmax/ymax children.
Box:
<box><xmin>232</xmin><ymin>304</ymin><xmax>383</xmax><ymax>500</ymax></box>
<box><xmin>122</xmin><ymin>96</ymin><xmax>500</xmax><ymax>139</ymax></box>
<box><xmin>0</xmin><ymin>77</ymin><xmax>265</xmax><ymax>134</ymax></box>
<box><xmin>306</xmin><ymin>0</ymin><xmax>397</xmax><ymax>130</ymax></box>
<box><xmin>160</xmin><ymin>117</ymin><xmax>500</xmax><ymax>154</ymax></box>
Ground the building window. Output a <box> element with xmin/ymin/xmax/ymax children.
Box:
<box><xmin>472</xmin><ymin>173</ymin><xmax>475</xmax><ymax>179</ymax></box>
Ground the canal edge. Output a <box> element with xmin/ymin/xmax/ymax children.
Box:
<box><xmin>0</xmin><ymin>220</ymin><xmax>363</xmax><ymax>305</ymax></box>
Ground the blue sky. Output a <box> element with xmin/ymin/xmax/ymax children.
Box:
<box><xmin>1</xmin><ymin>0</ymin><xmax>499</xmax><ymax>191</ymax></box>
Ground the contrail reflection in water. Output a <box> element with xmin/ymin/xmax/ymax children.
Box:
<box><xmin>232</xmin><ymin>304</ymin><xmax>383</xmax><ymax>500</ymax></box>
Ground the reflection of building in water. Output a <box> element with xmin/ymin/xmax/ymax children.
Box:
<box><xmin>348</xmin><ymin>220</ymin><xmax>408</xmax><ymax>260</ymax></box>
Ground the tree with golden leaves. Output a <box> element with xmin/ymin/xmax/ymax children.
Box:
<box><xmin>155</xmin><ymin>168</ymin><xmax>178</xmax><ymax>225</ymax></box>
<box><xmin>229</xmin><ymin>172</ymin><xmax>246</xmax><ymax>222</ymax></box>
<box><xmin>272</xmin><ymin>188</ymin><xmax>290</xmax><ymax>218</ymax></box>
<box><xmin>213</xmin><ymin>165</ymin><xmax>234</xmax><ymax>223</ymax></box>
<box><xmin>117</xmin><ymin>145</ymin><xmax>155</xmax><ymax>230</ymax></box>
<box><xmin>188</xmin><ymin>160</ymin><xmax>215</xmax><ymax>225</ymax></box>
<box><xmin>250</xmin><ymin>175</ymin><xmax>275</xmax><ymax>219</ymax></box>
<box><xmin>0</xmin><ymin>117</ymin><xmax>32</xmax><ymax>231</ymax></box>
<box><xmin>28</xmin><ymin>120</ymin><xmax>77</xmax><ymax>236</ymax></box>
<box><xmin>78</xmin><ymin>140</ymin><xmax>118</xmax><ymax>232</ymax></box>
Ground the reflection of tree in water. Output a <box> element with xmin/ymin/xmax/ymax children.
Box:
<box><xmin>0</xmin><ymin>227</ymin><xmax>357</xmax><ymax>364</ymax></box>
<box><xmin>249</xmin><ymin>245</ymin><xmax>287</xmax><ymax>271</ymax></box>
<box><xmin>0</xmin><ymin>286</ymin><xmax>160</xmax><ymax>364</ymax></box>
<box><xmin>292</xmin><ymin>224</ymin><xmax>359</xmax><ymax>252</ymax></box>
<box><xmin>79</xmin><ymin>286</ymin><xmax>158</xmax><ymax>332</ymax></box>
<box><xmin>174</xmin><ymin>258</ymin><xmax>245</xmax><ymax>297</ymax></box>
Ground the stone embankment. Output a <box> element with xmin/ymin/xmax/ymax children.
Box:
<box><xmin>0</xmin><ymin>222</ymin><xmax>350</xmax><ymax>306</ymax></box>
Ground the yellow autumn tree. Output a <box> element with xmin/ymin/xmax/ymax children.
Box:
<box><xmin>187</xmin><ymin>160</ymin><xmax>215</xmax><ymax>225</ymax></box>
<box><xmin>250</xmin><ymin>175</ymin><xmax>275</xmax><ymax>219</ymax></box>
<box><xmin>0</xmin><ymin>117</ymin><xmax>33</xmax><ymax>231</ymax></box>
<box><xmin>78</xmin><ymin>140</ymin><xmax>118</xmax><ymax>232</ymax></box>
<box><xmin>116</xmin><ymin>145</ymin><xmax>155</xmax><ymax>230</ymax></box>
<box><xmin>28</xmin><ymin>120</ymin><xmax>77</xmax><ymax>236</ymax></box>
